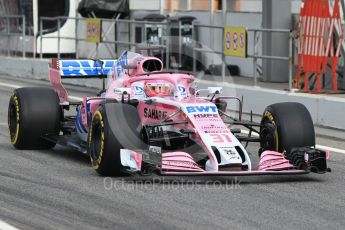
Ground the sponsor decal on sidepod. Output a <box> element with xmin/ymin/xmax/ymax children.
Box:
<box><xmin>144</xmin><ymin>108</ymin><xmax>168</xmax><ymax>120</ymax></box>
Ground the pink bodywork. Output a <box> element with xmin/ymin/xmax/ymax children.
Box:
<box><xmin>161</xmin><ymin>152</ymin><xmax>204</xmax><ymax>172</ymax></box>
<box><xmin>160</xmin><ymin>150</ymin><xmax>298</xmax><ymax>174</ymax></box>
<box><xmin>48</xmin><ymin>54</ymin><xmax>313</xmax><ymax>175</ymax></box>
<box><xmin>258</xmin><ymin>151</ymin><xmax>294</xmax><ymax>171</ymax></box>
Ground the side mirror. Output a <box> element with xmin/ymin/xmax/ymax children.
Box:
<box><xmin>208</xmin><ymin>87</ymin><xmax>223</xmax><ymax>94</ymax></box>
<box><xmin>114</xmin><ymin>87</ymin><xmax>132</xmax><ymax>94</ymax></box>
<box><xmin>189</xmin><ymin>87</ymin><xmax>196</xmax><ymax>95</ymax></box>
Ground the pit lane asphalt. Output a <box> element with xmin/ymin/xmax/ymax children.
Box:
<box><xmin>0</xmin><ymin>75</ymin><xmax>345</xmax><ymax>230</ymax></box>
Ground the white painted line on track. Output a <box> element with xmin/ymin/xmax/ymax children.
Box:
<box><xmin>0</xmin><ymin>220</ymin><xmax>20</xmax><ymax>230</ymax></box>
<box><xmin>1</xmin><ymin>80</ymin><xmax>344</xmax><ymax>155</ymax></box>
<box><xmin>0</xmin><ymin>82</ymin><xmax>21</xmax><ymax>89</ymax></box>
<box><xmin>316</xmin><ymin>144</ymin><xmax>345</xmax><ymax>155</ymax></box>
<box><xmin>240</xmin><ymin>129</ymin><xmax>345</xmax><ymax>155</ymax></box>
<box><xmin>68</xmin><ymin>95</ymin><xmax>83</xmax><ymax>101</ymax></box>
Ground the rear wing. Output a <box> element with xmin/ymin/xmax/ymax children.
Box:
<box><xmin>49</xmin><ymin>59</ymin><xmax>117</xmax><ymax>103</ymax></box>
<box><xmin>50</xmin><ymin>59</ymin><xmax>116</xmax><ymax>78</ymax></box>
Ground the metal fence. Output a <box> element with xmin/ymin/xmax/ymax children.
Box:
<box><xmin>247</xmin><ymin>28</ymin><xmax>292</xmax><ymax>90</ymax></box>
<box><xmin>0</xmin><ymin>14</ymin><xmax>293</xmax><ymax>91</ymax></box>
<box><xmin>39</xmin><ymin>16</ymin><xmax>170</xmax><ymax>60</ymax></box>
<box><xmin>193</xmin><ymin>24</ymin><xmax>292</xmax><ymax>90</ymax></box>
<box><xmin>0</xmin><ymin>15</ymin><xmax>26</xmax><ymax>58</ymax></box>
<box><xmin>192</xmin><ymin>24</ymin><xmax>225</xmax><ymax>77</ymax></box>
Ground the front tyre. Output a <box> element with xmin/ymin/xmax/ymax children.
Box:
<box><xmin>87</xmin><ymin>103</ymin><xmax>143</xmax><ymax>176</ymax></box>
<box><xmin>260</xmin><ymin>102</ymin><xmax>315</xmax><ymax>155</ymax></box>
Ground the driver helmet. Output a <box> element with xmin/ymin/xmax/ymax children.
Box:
<box><xmin>144</xmin><ymin>80</ymin><xmax>174</xmax><ymax>97</ymax></box>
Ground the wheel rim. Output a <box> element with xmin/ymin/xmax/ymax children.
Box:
<box><xmin>90</xmin><ymin>118</ymin><xmax>102</xmax><ymax>164</ymax></box>
<box><xmin>8</xmin><ymin>100</ymin><xmax>18</xmax><ymax>143</ymax></box>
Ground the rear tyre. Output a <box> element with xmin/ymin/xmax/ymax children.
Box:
<box><xmin>260</xmin><ymin>102</ymin><xmax>315</xmax><ymax>155</ymax></box>
<box><xmin>8</xmin><ymin>87</ymin><xmax>61</xmax><ymax>149</ymax></box>
<box><xmin>87</xmin><ymin>103</ymin><xmax>143</xmax><ymax>176</ymax></box>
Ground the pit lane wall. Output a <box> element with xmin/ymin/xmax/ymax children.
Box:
<box><xmin>0</xmin><ymin>57</ymin><xmax>104</xmax><ymax>89</ymax></box>
<box><xmin>196</xmin><ymin>80</ymin><xmax>345</xmax><ymax>131</ymax></box>
<box><xmin>0</xmin><ymin>56</ymin><xmax>344</xmax><ymax>130</ymax></box>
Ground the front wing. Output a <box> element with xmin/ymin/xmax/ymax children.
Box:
<box><xmin>120</xmin><ymin>148</ymin><xmax>330</xmax><ymax>176</ymax></box>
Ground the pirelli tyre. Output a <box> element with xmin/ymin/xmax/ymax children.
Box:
<box><xmin>8</xmin><ymin>87</ymin><xmax>61</xmax><ymax>149</ymax></box>
<box><xmin>87</xmin><ymin>103</ymin><xmax>143</xmax><ymax>176</ymax></box>
<box><xmin>259</xmin><ymin>102</ymin><xmax>315</xmax><ymax>155</ymax></box>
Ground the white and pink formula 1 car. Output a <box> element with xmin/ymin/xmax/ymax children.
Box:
<box><xmin>8</xmin><ymin>51</ymin><xmax>330</xmax><ymax>176</ymax></box>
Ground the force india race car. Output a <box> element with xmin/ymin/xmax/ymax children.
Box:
<box><xmin>8</xmin><ymin>51</ymin><xmax>330</xmax><ymax>176</ymax></box>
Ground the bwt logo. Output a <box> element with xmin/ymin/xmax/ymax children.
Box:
<box><xmin>186</xmin><ymin>105</ymin><xmax>217</xmax><ymax>113</ymax></box>
<box><xmin>60</xmin><ymin>60</ymin><xmax>116</xmax><ymax>76</ymax></box>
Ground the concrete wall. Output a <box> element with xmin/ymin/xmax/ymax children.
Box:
<box><xmin>197</xmin><ymin>79</ymin><xmax>345</xmax><ymax>130</ymax></box>
<box><xmin>0</xmin><ymin>56</ymin><xmax>344</xmax><ymax>130</ymax></box>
